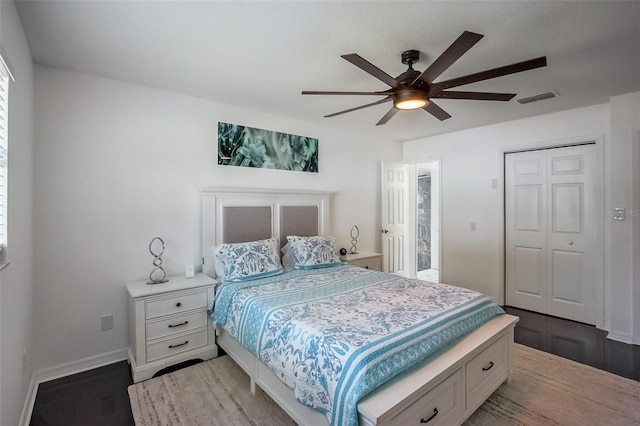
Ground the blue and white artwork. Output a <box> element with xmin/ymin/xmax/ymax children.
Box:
<box><xmin>218</xmin><ymin>122</ymin><xmax>318</xmax><ymax>173</ymax></box>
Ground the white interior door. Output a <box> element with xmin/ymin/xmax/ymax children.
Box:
<box><xmin>381</xmin><ymin>162</ymin><xmax>408</xmax><ymax>276</ymax></box>
<box><xmin>506</xmin><ymin>145</ymin><xmax>597</xmax><ymax>324</ymax></box>
<box><xmin>505</xmin><ymin>150</ymin><xmax>548</xmax><ymax>314</ymax></box>
<box><xmin>546</xmin><ymin>146</ymin><xmax>596</xmax><ymax>323</ymax></box>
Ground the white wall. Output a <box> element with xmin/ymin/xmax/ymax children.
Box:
<box><xmin>404</xmin><ymin>98</ymin><xmax>640</xmax><ymax>344</ymax></box>
<box><xmin>32</xmin><ymin>66</ymin><xmax>400</xmax><ymax>374</ymax></box>
<box><xmin>0</xmin><ymin>1</ymin><xmax>35</xmax><ymax>425</ymax></box>
<box><xmin>403</xmin><ymin>106</ymin><xmax>608</xmax><ymax>306</ymax></box>
<box><xmin>607</xmin><ymin>91</ymin><xmax>640</xmax><ymax>343</ymax></box>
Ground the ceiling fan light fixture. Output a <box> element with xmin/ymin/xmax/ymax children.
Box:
<box><xmin>394</xmin><ymin>90</ymin><xmax>427</xmax><ymax>110</ymax></box>
<box><xmin>395</xmin><ymin>99</ymin><xmax>427</xmax><ymax>110</ymax></box>
<box><xmin>303</xmin><ymin>31</ymin><xmax>547</xmax><ymax>125</ymax></box>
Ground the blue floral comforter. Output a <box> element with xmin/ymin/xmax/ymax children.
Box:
<box><xmin>211</xmin><ymin>264</ymin><xmax>504</xmax><ymax>426</ymax></box>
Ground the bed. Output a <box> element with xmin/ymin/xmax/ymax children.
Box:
<box><xmin>202</xmin><ymin>187</ymin><xmax>518</xmax><ymax>426</ymax></box>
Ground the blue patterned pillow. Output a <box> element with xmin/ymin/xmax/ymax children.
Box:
<box><xmin>214</xmin><ymin>238</ymin><xmax>283</xmax><ymax>283</ymax></box>
<box><xmin>286</xmin><ymin>235</ymin><xmax>342</xmax><ymax>270</ymax></box>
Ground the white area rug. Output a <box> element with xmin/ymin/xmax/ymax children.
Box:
<box><xmin>129</xmin><ymin>345</ymin><xmax>640</xmax><ymax>425</ymax></box>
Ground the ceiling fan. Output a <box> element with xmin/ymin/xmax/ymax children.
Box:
<box><xmin>302</xmin><ymin>31</ymin><xmax>547</xmax><ymax>125</ymax></box>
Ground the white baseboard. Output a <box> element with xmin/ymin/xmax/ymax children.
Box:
<box><xmin>19</xmin><ymin>374</ymin><xmax>39</xmax><ymax>426</ymax></box>
<box><xmin>20</xmin><ymin>347</ymin><xmax>129</xmax><ymax>426</ymax></box>
<box><xmin>606</xmin><ymin>330</ymin><xmax>634</xmax><ymax>344</ymax></box>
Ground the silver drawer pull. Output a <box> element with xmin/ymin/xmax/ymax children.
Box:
<box><xmin>482</xmin><ymin>361</ymin><xmax>495</xmax><ymax>371</ymax></box>
<box><xmin>168</xmin><ymin>321</ymin><xmax>189</xmax><ymax>328</ymax></box>
<box><xmin>168</xmin><ymin>340</ymin><xmax>189</xmax><ymax>349</ymax></box>
<box><xmin>420</xmin><ymin>407</ymin><xmax>438</xmax><ymax>423</ymax></box>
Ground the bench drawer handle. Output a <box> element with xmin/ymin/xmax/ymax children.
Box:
<box><xmin>420</xmin><ymin>407</ymin><xmax>438</xmax><ymax>423</ymax></box>
<box><xmin>482</xmin><ymin>361</ymin><xmax>495</xmax><ymax>371</ymax></box>
<box><xmin>168</xmin><ymin>340</ymin><xmax>189</xmax><ymax>349</ymax></box>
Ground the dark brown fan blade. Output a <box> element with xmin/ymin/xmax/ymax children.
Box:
<box><xmin>423</xmin><ymin>101</ymin><xmax>451</xmax><ymax>121</ymax></box>
<box><xmin>430</xmin><ymin>91</ymin><xmax>516</xmax><ymax>101</ymax></box>
<box><xmin>341</xmin><ymin>54</ymin><xmax>398</xmax><ymax>88</ymax></box>
<box><xmin>324</xmin><ymin>97</ymin><xmax>392</xmax><ymax>118</ymax></box>
<box><xmin>430</xmin><ymin>56</ymin><xmax>547</xmax><ymax>92</ymax></box>
<box><xmin>302</xmin><ymin>90</ymin><xmax>390</xmax><ymax>96</ymax></box>
<box><xmin>376</xmin><ymin>107</ymin><xmax>399</xmax><ymax>126</ymax></box>
<box><xmin>412</xmin><ymin>31</ymin><xmax>484</xmax><ymax>87</ymax></box>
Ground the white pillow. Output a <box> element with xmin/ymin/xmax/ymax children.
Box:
<box><xmin>214</xmin><ymin>238</ymin><xmax>283</xmax><ymax>282</ymax></box>
<box><xmin>212</xmin><ymin>245</ymin><xmax>226</xmax><ymax>279</ymax></box>
<box><xmin>281</xmin><ymin>242</ymin><xmax>295</xmax><ymax>270</ymax></box>
<box><xmin>286</xmin><ymin>235</ymin><xmax>341</xmax><ymax>270</ymax></box>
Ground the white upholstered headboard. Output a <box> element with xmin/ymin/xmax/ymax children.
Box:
<box><xmin>201</xmin><ymin>187</ymin><xmax>333</xmax><ymax>278</ymax></box>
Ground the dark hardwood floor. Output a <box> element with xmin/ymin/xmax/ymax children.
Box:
<box><xmin>505</xmin><ymin>306</ymin><xmax>640</xmax><ymax>381</ymax></box>
<box><xmin>30</xmin><ymin>360</ymin><xmax>135</xmax><ymax>426</ymax></box>
<box><xmin>30</xmin><ymin>308</ymin><xmax>640</xmax><ymax>426</ymax></box>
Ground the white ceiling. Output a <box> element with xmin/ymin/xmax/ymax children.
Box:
<box><xmin>14</xmin><ymin>1</ymin><xmax>640</xmax><ymax>142</ymax></box>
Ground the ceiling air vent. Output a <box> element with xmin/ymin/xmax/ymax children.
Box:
<box><xmin>517</xmin><ymin>90</ymin><xmax>559</xmax><ymax>105</ymax></box>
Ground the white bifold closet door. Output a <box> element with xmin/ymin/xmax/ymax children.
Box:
<box><xmin>505</xmin><ymin>144</ymin><xmax>597</xmax><ymax>324</ymax></box>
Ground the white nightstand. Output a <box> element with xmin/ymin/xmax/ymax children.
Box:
<box><xmin>340</xmin><ymin>251</ymin><xmax>383</xmax><ymax>271</ymax></box>
<box><xmin>126</xmin><ymin>273</ymin><xmax>218</xmax><ymax>382</ymax></box>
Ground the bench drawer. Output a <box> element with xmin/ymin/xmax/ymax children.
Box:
<box><xmin>390</xmin><ymin>369</ymin><xmax>464</xmax><ymax>426</ymax></box>
<box><xmin>466</xmin><ymin>334</ymin><xmax>508</xmax><ymax>409</ymax></box>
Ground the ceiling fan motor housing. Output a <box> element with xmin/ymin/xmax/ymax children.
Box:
<box><xmin>397</xmin><ymin>50</ymin><xmax>423</xmax><ymax>87</ymax></box>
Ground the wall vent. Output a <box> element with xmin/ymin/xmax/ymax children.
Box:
<box><xmin>517</xmin><ymin>91</ymin><xmax>559</xmax><ymax>105</ymax></box>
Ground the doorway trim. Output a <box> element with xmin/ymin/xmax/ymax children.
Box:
<box><xmin>498</xmin><ymin>134</ymin><xmax>605</xmax><ymax>330</ymax></box>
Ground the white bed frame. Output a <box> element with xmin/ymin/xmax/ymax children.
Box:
<box><xmin>201</xmin><ymin>187</ymin><xmax>518</xmax><ymax>426</ymax></box>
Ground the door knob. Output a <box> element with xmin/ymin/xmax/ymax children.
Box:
<box><xmin>382</xmin><ymin>229</ymin><xmax>389</xmax><ymax>234</ymax></box>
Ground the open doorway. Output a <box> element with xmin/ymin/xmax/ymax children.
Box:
<box><xmin>415</xmin><ymin>162</ymin><xmax>439</xmax><ymax>282</ymax></box>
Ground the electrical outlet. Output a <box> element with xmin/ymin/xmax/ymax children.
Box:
<box><xmin>101</xmin><ymin>315</ymin><xmax>114</xmax><ymax>331</ymax></box>
<box><xmin>470</xmin><ymin>222</ymin><xmax>477</xmax><ymax>232</ymax></box>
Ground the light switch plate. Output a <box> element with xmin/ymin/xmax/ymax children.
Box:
<box><xmin>186</xmin><ymin>264</ymin><xmax>195</xmax><ymax>278</ymax></box>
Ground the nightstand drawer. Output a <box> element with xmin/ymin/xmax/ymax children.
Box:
<box><xmin>146</xmin><ymin>311</ymin><xmax>208</xmax><ymax>340</ymax></box>
<box><xmin>146</xmin><ymin>290</ymin><xmax>208</xmax><ymax>319</ymax></box>
<box><xmin>146</xmin><ymin>328</ymin><xmax>208</xmax><ymax>362</ymax></box>
<box><xmin>349</xmin><ymin>258</ymin><xmax>382</xmax><ymax>271</ymax></box>
<box><xmin>340</xmin><ymin>252</ymin><xmax>383</xmax><ymax>272</ymax></box>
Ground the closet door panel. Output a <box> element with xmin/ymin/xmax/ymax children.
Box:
<box><xmin>505</xmin><ymin>151</ymin><xmax>547</xmax><ymax>313</ymax></box>
<box><xmin>547</xmin><ymin>146</ymin><xmax>596</xmax><ymax>324</ymax></box>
